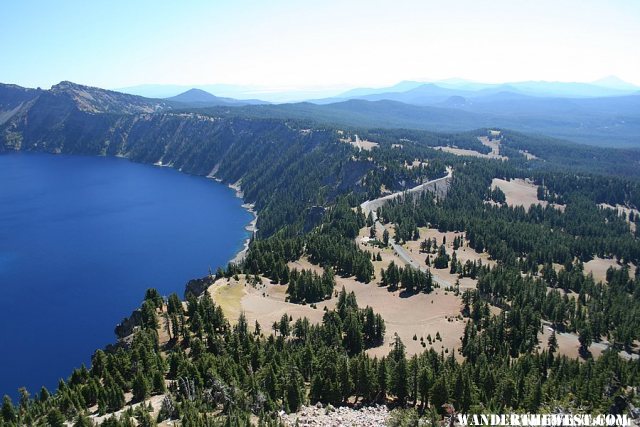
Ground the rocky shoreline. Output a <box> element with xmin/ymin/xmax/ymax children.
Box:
<box><xmin>205</xmin><ymin>175</ymin><xmax>258</xmax><ymax>265</ymax></box>
<box><xmin>228</xmin><ymin>180</ymin><xmax>258</xmax><ymax>265</ymax></box>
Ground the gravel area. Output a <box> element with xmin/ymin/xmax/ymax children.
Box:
<box><xmin>281</xmin><ymin>404</ymin><xmax>389</xmax><ymax>426</ymax></box>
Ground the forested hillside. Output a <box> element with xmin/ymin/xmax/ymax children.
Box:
<box><xmin>1</xmin><ymin>83</ymin><xmax>640</xmax><ymax>426</ymax></box>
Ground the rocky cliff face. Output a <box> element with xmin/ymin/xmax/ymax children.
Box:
<box><xmin>0</xmin><ymin>81</ymin><xmax>287</xmax><ymax>174</ymax></box>
<box><xmin>0</xmin><ymin>83</ymin><xmax>41</xmax><ymax>126</ymax></box>
<box><xmin>49</xmin><ymin>81</ymin><xmax>171</xmax><ymax>114</ymax></box>
<box><xmin>0</xmin><ymin>83</ymin><xmax>41</xmax><ymax>110</ymax></box>
<box><xmin>0</xmin><ymin>81</ymin><xmax>369</xmax><ymax>237</ymax></box>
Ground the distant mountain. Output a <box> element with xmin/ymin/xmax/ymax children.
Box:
<box><xmin>3</xmin><ymin>80</ymin><xmax>639</xmax><ymax>148</ymax></box>
<box><xmin>502</xmin><ymin>81</ymin><xmax>636</xmax><ymax>98</ymax></box>
<box><xmin>200</xmin><ymin>99</ymin><xmax>494</xmax><ymax>133</ymax></box>
<box><xmin>167</xmin><ymin>88</ymin><xmax>266</xmax><ymax>107</ymax></box>
<box><xmin>211</xmin><ymin>94</ymin><xmax>640</xmax><ymax>147</ymax></box>
<box><xmin>117</xmin><ymin>77</ymin><xmax>640</xmax><ymax>105</ymax></box>
<box><xmin>336</xmin><ymin>80</ymin><xmax>424</xmax><ymax>99</ymax></box>
<box><xmin>115</xmin><ymin>83</ymin><xmax>268</xmax><ymax>100</ymax></box>
<box><xmin>439</xmin><ymin>95</ymin><xmax>470</xmax><ymax>108</ymax></box>
<box><xmin>317</xmin><ymin>83</ymin><xmax>517</xmax><ymax>105</ymax></box>
<box><xmin>323</xmin><ymin>78</ymin><xmax>639</xmax><ymax>106</ymax></box>
<box><xmin>117</xmin><ymin>84</ymin><xmax>339</xmax><ymax>103</ymax></box>
<box><xmin>592</xmin><ymin>76</ymin><xmax>639</xmax><ymax>91</ymax></box>
<box><xmin>355</xmin><ymin>83</ymin><xmax>474</xmax><ymax>104</ymax></box>
<box><xmin>168</xmin><ymin>88</ymin><xmax>223</xmax><ymax>103</ymax></box>
<box><xmin>320</xmin><ymin>83</ymin><xmax>536</xmax><ymax>105</ymax></box>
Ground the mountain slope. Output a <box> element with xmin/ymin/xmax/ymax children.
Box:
<box><xmin>0</xmin><ymin>83</ymin><xmax>42</xmax><ymax>125</ymax></box>
<box><xmin>196</xmin><ymin>96</ymin><xmax>640</xmax><ymax>147</ymax></box>
<box><xmin>50</xmin><ymin>81</ymin><xmax>171</xmax><ymax>114</ymax></box>
<box><xmin>336</xmin><ymin>80</ymin><xmax>424</xmax><ymax>98</ymax></box>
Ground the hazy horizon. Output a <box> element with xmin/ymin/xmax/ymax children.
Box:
<box><xmin>4</xmin><ymin>75</ymin><xmax>638</xmax><ymax>104</ymax></box>
<box><xmin>2</xmin><ymin>0</ymin><xmax>639</xmax><ymax>91</ymax></box>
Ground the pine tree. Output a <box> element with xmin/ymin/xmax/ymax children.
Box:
<box><xmin>548</xmin><ymin>330</ymin><xmax>558</xmax><ymax>354</ymax></box>
<box><xmin>152</xmin><ymin>370</ymin><xmax>166</xmax><ymax>394</ymax></box>
<box><xmin>450</xmin><ymin>251</ymin><xmax>458</xmax><ymax>274</ymax></box>
<box><xmin>278</xmin><ymin>314</ymin><xmax>291</xmax><ymax>337</ymax></box>
<box><xmin>337</xmin><ymin>357</ymin><xmax>353</xmax><ymax>402</ymax></box>
<box><xmin>418</xmin><ymin>367</ymin><xmax>431</xmax><ymax>409</ymax></box>
<box><xmin>392</xmin><ymin>356</ymin><xmax>409</xmax><ymax>404</ymax></box>
<box><xmin>144</xmin><ymin>288</ymin><xmax>163</xmax><ymax>309</ymax></box>
<box><xmin>133</xmin><ymin>371</ymin><xmax>150</xmax><ymax>402</ymax></box>
<box><xmin>377</xmin><ymin>357</ymin><xmax>388</xmax><ymax>402</ymax></box>
<box><xmin>141</xmin><ymin>299</ymin><xmax>159</xmax><ymax>329</ymax></box>
<box><xmin>343</xmin><ymin>309</ymin><xmax>364</xmax><ymax>355</ymax></box>
<box><xmin>47</xmin><ymin>408</ymin><xmax>66</xmax><ymax>427</ymax></box>
<box><xmin>167</xmin><ymin>293</ymin><xmax>183</xmax><ymax>315</ymax></box>
<box><xmin>285</xmin><ymin>369</ymin><xmax>304</xmax><ymax>413</ymax></box>
<box><xmin>578</xmin><ymin>325</ymin><xmax>593</xmax><ymax>356</ymax></box>
<box><xmin>40</xmin><ymin>386</ymin><xmax>50</xmax><ymax>403</ymax></box>
<box><xmin>1</xmin><ymin>395</ymin><xmax>16</xmax><ymax>423</ymax></box>
<box><xmin>430</xmin><ymin>375</ymin><xmax>449</xmax><ymax>415</ymax></box>
<box><xmin>73</xmin><ymin>412</ymin><xmax>94</xmax><ymax>427</ymax></box>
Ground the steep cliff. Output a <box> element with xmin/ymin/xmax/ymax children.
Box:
<box><xmin>0</xmin><ymin>82</ymin><xmax>367</xmax><ymax>237</ymax></box>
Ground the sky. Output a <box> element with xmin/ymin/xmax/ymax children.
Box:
<box><xmin>1</xmin><ymin>0</ymin><xmax>639</xmax><ymax>91</ymax></box>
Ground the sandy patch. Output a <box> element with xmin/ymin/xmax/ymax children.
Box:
<box><xmin>404</xmin><ymin>159</ymin><xmax>428</xmax><ymax>170</ymax></box>
<box><xmin>598</xmin><ymin>203</ymin><xmax>638</xmax><ymax>233</ymax></box>
<box><xmin>214</xmin><ymin>245</ymin><xmax>466</xmax><ymax>358</ymax></box>
<box><xmin>491</xmin><ymin>178</ymin><xmax>565</xmax><ymax>212</ymax></box>
<box><xmin>435</xmin><ymin>146</ymin><xmax>495</xmax><ymax>159</ymax></box>
<box><xmin>157</xmin><ymin>307</ymin><xmax>172</xmax><ymax>347</ymax></box>
<box><xmin>518</xmin><ymin>150</ymin><xmax>539</xmax><ymax>160</ymax></box>
<box><xmin>357</xmin><ymin>227</ymin><xmax>467</xmax><ymax>356</ymax></box>
<box><xmin>477</xmin><ymin>136</ymin><xmax>507</xmax><ymax>160</ymax></box>
<box><xmin>349</xmin><ymin>279</ymin><xmax>465</xmax><ymax>359</ymax></box>
<box><xmin>492</xmin><ymin>178</ymin><xmax>540</xmax><ymax>209</ymax></box>
<box><xmin>209</xmin><ymin>273</ymin><xmax>329</xmax><ymax>331</ymax></box>
<box><xmin>340</xmin><ymin>134</ymin><xmax>379</xmax><ymax>151</ymax></box>
<box><xmin>209</xmin><ymin>277</ymin><xmax>248</xmax><ymax>321</ymax></box>
<box><xmin>538</xmin><ymin>323</ymin><xmax>639</xmax><ymax>361</ymax></box>
<box><xmin>539</xmin><ymin>324</ymin><xmax>605</xmax><ymax>360</ymax></box>
<box><xmin>583</xmin><ymin>257</ymin><xmax>635</xmax><ymax>284</ymax></box>
<box><xmin>405</xmin><ymin>227</ymin><xmax>497</xmax><ymax>271</ymax></box>
<box><xmin>88</xmin><ymin>394</ymin><xmax>166</xmax><ymax>425</ymax></box>
<box><xmin>433</xmin><ymin>136</ymin><xmax>507</xmax><ymax>160</ymax></box>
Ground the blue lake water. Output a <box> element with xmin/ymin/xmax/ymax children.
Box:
<box><xmin>0</xmin><ymin>152</ymin><xmax>251</xmax><ymax>397</ymax></box>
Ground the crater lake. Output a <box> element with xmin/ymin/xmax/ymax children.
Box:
<box><xmin>0</xmin><ymin>152</ymin><xmax>252</xmax><ymax>397</ymax></box>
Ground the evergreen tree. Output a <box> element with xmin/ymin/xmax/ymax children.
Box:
<box><xmin>132</xmin><ymin>372</ymin><xmax>150</xmax><ymax>402</ymax></box>
<box><xmin>47</xmin><ymin>408</ymin><xmax>66</xmax><ymax>427</ymax></box>
<box><xmin>548</xmin><ymin>330</ymin><xmax>558</xmax><ymax>354</ymax></box>
<box><xmin>578</xmin><ymin>325</ymin><xmax>593</xmax><ymax>356</ymax></box>
<box><xmin>1</xmin><ymin>395</ymin><xmax>16</xmax><ymax>423</ymax></box>
<box><xmin>73</xmin><ymin>412</ymin><xmax>94</xmax><ymax>427</ymax></box>
<box><xmin>430</xmin><ymin>375</ymin><xmax>449</xmax><ymax>415</ymax></box>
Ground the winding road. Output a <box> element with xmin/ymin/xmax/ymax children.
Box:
<box><xmin>361</xmin><ymin>167</ymin><xmax>453</xmax><ymax>218</ymax></box>
<box><xmin>360</xmin><ymin>168</ymin><xmax>454</xmax><ymax>288</ymax></box>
